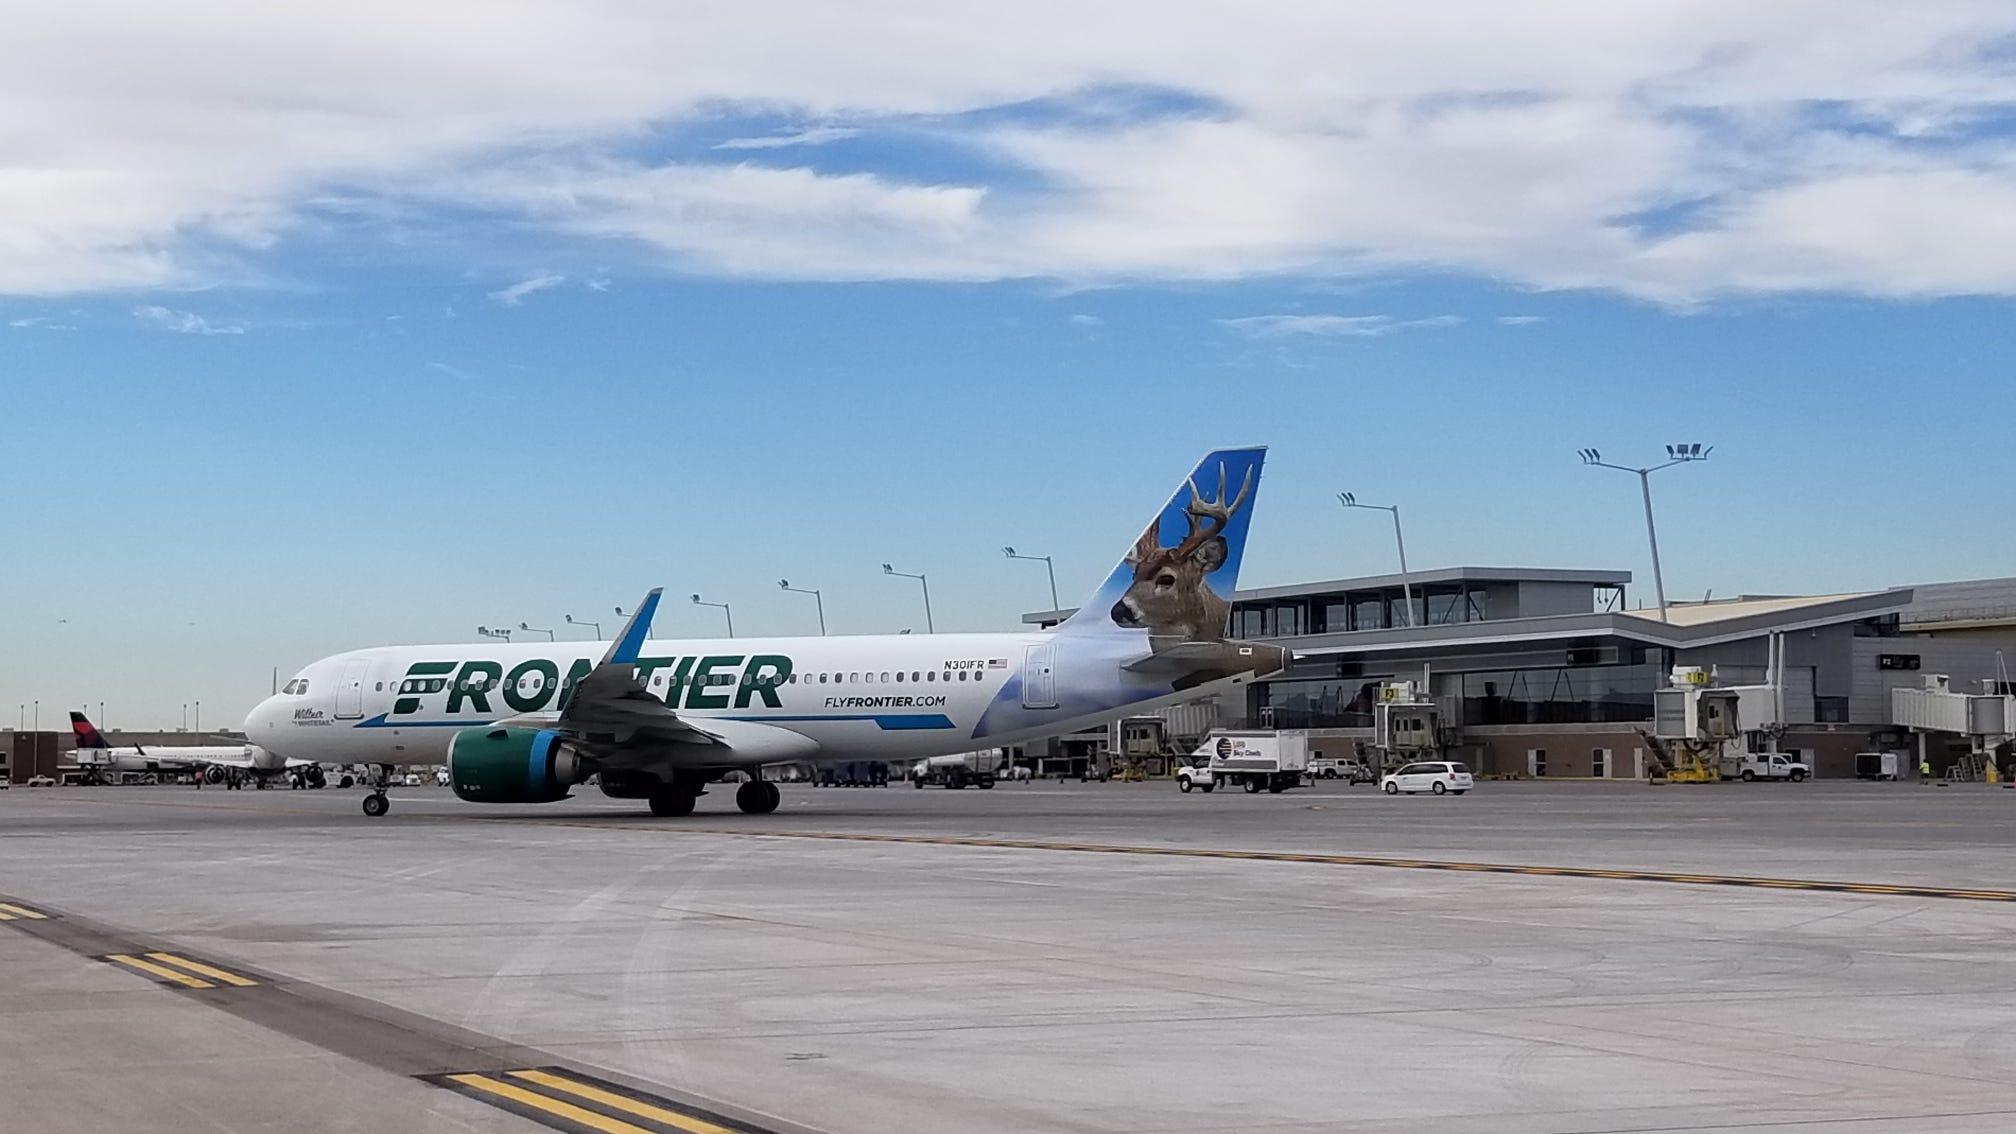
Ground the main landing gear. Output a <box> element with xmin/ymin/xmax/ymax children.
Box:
<box><xmin>735</xmin><ymin>779</ymin><xmax>781</xmax><ymax>815</ymax></box>
<box><xmin>361</xmin><ymin>764</ymin><xmax>394</xmax><ymax>817</ymax></box>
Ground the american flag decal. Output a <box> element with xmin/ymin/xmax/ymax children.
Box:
<box><xmin>988</xmin><ymin>658</ymin><xmax>1009</xmax><ymax>668</ymax></box>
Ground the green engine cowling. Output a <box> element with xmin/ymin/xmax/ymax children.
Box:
<box><xmin>446</xmin><ymin>727</ymin><xmax>586</xmax><ymax>803</ymax></box>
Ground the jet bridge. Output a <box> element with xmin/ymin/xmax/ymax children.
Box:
<box><xmin>1642</xmin><ymin>634</ymin><xmax>1790</xmax><ymax>783</ymax></box>
<box><xmin>1892</xmin><ymin>674</ymin><xmax>2014</xmax><ymax>782</ymax></box>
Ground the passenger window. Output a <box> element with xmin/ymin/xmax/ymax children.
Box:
<box><xmin>880</xmin><ymin>672</ymin><xmax>891</xmax><ymax>682</ymax></box>
<box><xmin>374</xmin><ymin>682</ymin><xmax>383</xmax><ymax>692</ymax></box>
<box><xmin>926</xmin><ymin>671</ymin><xmax>936</xmax><ymax>682</ymax></box>
<box><xmin>912</xmin><ymin>671</ymin><xmax>921</xmax><ymax>682</ymax></box>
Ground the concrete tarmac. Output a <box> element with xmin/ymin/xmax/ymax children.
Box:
<box><xmin>4</xmin><ymin>780</ymin><xmax>2016</xmax><ymax>1133</ymax></box>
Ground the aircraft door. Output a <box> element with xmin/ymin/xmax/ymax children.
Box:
<box><xmin>335</xmin><ymin>658</ymin><xmax>370</xmax><ymax>719</ymax></box>
<box><xmin>1021</xmin><ymin>644</ymin><xmax>1056</xmax><ymax>710</ymax></box>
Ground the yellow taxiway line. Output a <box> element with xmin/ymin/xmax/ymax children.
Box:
<box><xmin>106</xmin><ymin>953</ymin><xmax>213</xmax><ymax>989</ymax></box>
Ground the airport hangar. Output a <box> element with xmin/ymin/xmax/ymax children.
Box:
<box><xmin>1025</xmin><ymin>568</ymin><xmax>2016</xmax><ymax>779</ymax></box>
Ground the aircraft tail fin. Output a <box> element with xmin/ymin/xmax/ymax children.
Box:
<box><xmin>69</xmin><ymin>712</ymin><xmax>108</xmax><ymax>749</ymax></box>
<box><xmin>1058</xmin><ymin>447</ymin><xmax>1266</xmax><ymax>644</ymax></box>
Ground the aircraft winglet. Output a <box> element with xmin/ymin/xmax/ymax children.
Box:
<box><xmin>603</xmin><ymin>589</ymin><xmax>662</xmax><ymax>667</ymax></box>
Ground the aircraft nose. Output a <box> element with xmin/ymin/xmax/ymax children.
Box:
<box><xmin>243</xmin><ymin>695</ymin><xmax>283</xmax><ymax>737</ymax></box>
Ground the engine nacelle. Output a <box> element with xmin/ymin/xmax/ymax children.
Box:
<box><xmin>446</xmin><ymin>727</ymin><xmax>586</xmax><ymax>804</ymax></box>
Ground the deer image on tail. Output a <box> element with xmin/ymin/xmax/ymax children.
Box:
<box><xmin>1109</xmin><ymin>461</ymin><xmax>1254</xmax><ymax>643</ymax></box>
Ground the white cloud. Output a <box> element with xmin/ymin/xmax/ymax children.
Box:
<box><xmin>7</xmin><ymin>4</ymin><xmax>2016</xmax><ymax>300</ymax></box>
<box><xmin>1067</xmin><ymin>313</ymin><xmax>1103</xmax><ymax>326</ymax></box>
<box><xmin>7</xmin><ymin>315</ymin><xmax>74</xmax><ymax>330</ymax></box>
<box><xmin>715</xmin><ymin>125</ymin><xmax>861</xmax><ymax>150</ymax></box>
<box><xmin>1496</xmin><ymin>315</ymin><xmax>1546</xmax><ymax>325</ymax></box>
<box><xmin>488</xmin><ymin>273</ymin><xmax>565</xmax><ymax>305</ymax></box>
<box><xmin>1218</xmin><ymin>313</ymin><xmax>1460</xmax><ymax>338</ymax></box>
<box><xmin>132</xmin><ymin>305</ymin><xmax>245</xmax><ymax>335</ymax></box>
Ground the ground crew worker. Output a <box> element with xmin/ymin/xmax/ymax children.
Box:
<box><xmin>1920</xmin><ymin>757</ymin><xmax>1933</xmax><ymax>782</ymax></box>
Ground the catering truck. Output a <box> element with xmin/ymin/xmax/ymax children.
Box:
<box><xmin>1190</xmin><ymin>730</ymin><xmax>1309</xmax><ymax>794</ymax></box>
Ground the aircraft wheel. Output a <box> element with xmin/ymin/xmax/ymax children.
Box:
<box><xmin>361</xmin><ymin>793</ymin><xmax>389</xmax><ymax>818</ymax></box>
<box><xmin>648</xmin><ymin>790</ymin><xmax>696</xmax><ymax>817</ymax></box>
<box><xmin>736</xmin><ymin>780</ymin><xmax>780</xmax><ymax>815</ymax></box>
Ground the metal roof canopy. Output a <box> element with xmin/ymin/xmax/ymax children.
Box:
<box><xmin>1022</xmin><ymin>565</ymin><xmax>1632</xmax><ymax>624</ymax></box>
<box><xmin>1272</xmin><ymin>588</ymin><xmax>1914</xmax><ymax>661</ymax></box>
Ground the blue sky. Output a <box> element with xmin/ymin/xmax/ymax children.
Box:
<box><xmin>6</xmin><ymin>4</ymin><xmax>2016</xmax><ymax>728</ymax></box>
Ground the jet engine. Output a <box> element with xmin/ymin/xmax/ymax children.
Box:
<box><xmin>445</xmin><ymin>727</ymin><xmax>588</xmax><ymax>803</ymax></box>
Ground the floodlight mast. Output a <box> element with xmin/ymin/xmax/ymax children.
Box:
<box><xmin>1338</xmin><ymin>492</ymin><xmax>1415</xmax><ymax>628</ymax></box>
<box><xmin>1577</xmin><ymin>444</ymin><xmax>1713</xmax><ymax>624</ymax></box>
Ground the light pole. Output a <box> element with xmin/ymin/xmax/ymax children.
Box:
<box><xmin>883</xmin><ymin>564</ymin><xmax>933</xmax><ymax>633</ymax></box>
<box><xmin>477</xmin><ymin>626</ymin><xmax>513</xmax><ymax>642</ymax></box>
<box><xmin>98</xmin><ymin>701</ymin><xmax>105</xmax><ymax>730</ymax></box>
<box><xmin>518</xmin><ymin>622</ymin><xmax>555</xmax><ymax>641</ymax></box>
<box><xmin>32</xmin><ymin>700</ymin><xmax>38</xmax><ymax>732</ymax></box>
<box><xmin>779</xmin><ymin>580</ymin><xmax>826</xmax><ymax>635</ymax></box>
<box><xmin>1003</xmin><ymin>547</ymin><xmax>1060</xmax><ymax>613</ymax></box>
<box><xmin>194</xmin><ymin>700</ymin><xmax>200</xmax><ymax>734</ymax></box>
<box><xmin>1578</xmin><ymin>444</ymin><xmax>1712</xmax><ymax>624</ymax></box>
<box><xmin>182</xmin><ymin>703</ymin><xmax>188</xmax><ymax>731</ymax></box>
<box><xmin>1338</xmin><ymin>493</ymin><xmax>1416</xmax><ymax>628</ymax></box>
<box><xmin>564</xmin><ymin>614</ymin><xmax>602</xmax><ymax>639</ymax></box>
<box><xmin>692</xmin><ymin>594</ymin><xmax>734</xmax><ymax>637</ymax></box>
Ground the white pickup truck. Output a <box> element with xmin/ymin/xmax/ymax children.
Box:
<box><xmin>1721</xmin><ymin>753</ymin><xmax>1811</xmax><ymax>782</ymax></box>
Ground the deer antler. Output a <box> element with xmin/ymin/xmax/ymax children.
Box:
<box><xmin>1171</xmin><ymin>462</ymin><xmax>1253</xmax><ymax>559</ymax></box>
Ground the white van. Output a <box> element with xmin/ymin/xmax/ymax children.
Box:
<box><xmin>1380</xmin><ymin>761</ymin><xmax>1473</xmax><ymax>796</ymax></box>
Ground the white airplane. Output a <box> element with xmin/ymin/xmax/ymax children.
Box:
<box><xmin>243</xmin><ymin>447</ymin><xmax>1289</xmax><ymax>818</ymax></box>
<box><xmin>69</xmin><ymin>712</ymin><xmax>326</xmax><ymax>787</ymax></box>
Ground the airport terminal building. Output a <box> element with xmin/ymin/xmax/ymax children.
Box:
<box><xmin>1028</xmin><ymin>569</ymin><xmax>2016</xmax><ymax>778</ymax></box>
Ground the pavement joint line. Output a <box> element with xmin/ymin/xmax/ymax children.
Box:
<box><xmin>564</xmin><ymin>825</ymin><xmax>2016</xmax><ymax>903</ymax></box>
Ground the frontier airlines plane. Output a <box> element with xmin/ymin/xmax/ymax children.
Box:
<box><xmin>243</xmin><ymin>447</ymin><xmax>1287</xmax><ymax>818</ymax></box>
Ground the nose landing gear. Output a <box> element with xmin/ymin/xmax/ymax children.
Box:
<box><xmin>361</xmin><ymin>764</ymin><xmax>394</xmax><ymax>817</ymax></box>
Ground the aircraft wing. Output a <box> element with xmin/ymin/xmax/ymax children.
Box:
<box><xmin>490</xmin><ymin>589</ymin><xmax>818</xmax><ymax>769</ymax></box>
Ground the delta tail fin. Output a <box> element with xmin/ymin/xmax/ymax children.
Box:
<box><xmin>69</xmin><ymin>712</ymin><xmax>109</xmax><ymax>749</ymax></box>
<box><xmin>1059</xmin><ymin>446</ymin><xmax>1265</xmax><ymax>644</ymax></box>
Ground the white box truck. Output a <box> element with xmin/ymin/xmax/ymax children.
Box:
<box><xmin>1196</xmin><ymin>730</ymin><xmax>1308</xmax><ymax>794</ymax></box>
